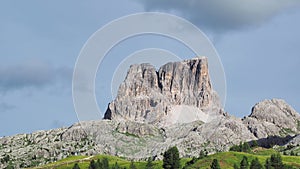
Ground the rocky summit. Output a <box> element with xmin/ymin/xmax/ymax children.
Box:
<box><xmin>0</xmin><ymin>57</ymin><xmax>300</xmax><ymax>168</ymax></box>
<box><xmin>243</xmin><ymin>99</ymin><xmax>300</xmax><ymax>138</ymax></box>
<box><xmin>104</xmin><ymin>57</ymin><xmax>221</xmax><ymax>125</ymax></box>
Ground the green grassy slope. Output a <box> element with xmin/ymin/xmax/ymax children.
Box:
<box><xmin>185</xmin><ymin>148</ymin><xmax>300</xmax><ymax>169</ymax></box>
<box><xmin>29</xmin><ymin>148</ymin><xmax>300</xmax><ymax>169</ymax></box>
<box><xmin>185</xmin><ymin>151</ymin><xmax>300</xmax><ymax>169</ymax></box>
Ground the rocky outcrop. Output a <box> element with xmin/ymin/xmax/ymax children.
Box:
<box><xmin>243</xmin><ymin>99</ymin><xmax>300</xmax><ymax>138</ymax></box>
<box><xmin>104</xmin><ymin>57</ymin><xmax>221</xmax><ymax>125</ymax></box>
<box><xmin>0</xmin><ymin>127</ymin><xmax>96</xmax><ymax>168</ymax></box>
<box><xmin>1</xmin><ymin>103</ymin><xmax>299</xmax><ymax>168</ymax></box>
<box><xmin>0</xmin><ymin>118</ymin><xmax>253</xmax><ymax>168</ymax></box>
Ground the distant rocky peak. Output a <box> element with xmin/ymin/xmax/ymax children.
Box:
<box><xmin>243</xmin><ymin>98</ymin><xmax>300</xmax><ymax>138</ymax></box>
<box><xmin>249</xmin><ymin>99</ymin><xmax>300</xmax><ymax>120</ymax></box>
<box><xmin>104</xmin><ymin>57</ymin><xmax>222</xmax><ymax>125</ymax></box>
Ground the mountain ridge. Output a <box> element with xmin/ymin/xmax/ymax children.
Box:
<box><xmin>0</xmin><ymin>57</ymin><xmax>299</xmax><ymax>168</ymax></box>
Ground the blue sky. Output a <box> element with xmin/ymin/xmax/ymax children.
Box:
<box><xmin>1</xmin><ymin>1</ymin><xmax>300</xmax><ymax>136</ymax></box>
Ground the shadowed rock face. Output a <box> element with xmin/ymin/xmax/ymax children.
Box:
<box><xmin>104</xmin><ymin>57</ymin><xmax>221</xmax><ymax>125</ymax></box>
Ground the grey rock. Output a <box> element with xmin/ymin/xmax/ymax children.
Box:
<box><xmin>104</xmin><ymin>57</ymin><xmax>221</xmax><ymax>125</ymax></box>
<box><xmin>0</xmin><ymin>127</ymin><xmax>96</xmax><ymax>168</ymax></box>
<box><xmin>243</xmin><ymin>99</ymin><xmax>300</xmax><ymax>138</ymax></box>
<box><xmin>0</xmin><ymin>116</ymin><xmax>256</xmax><ymax>168</ymax></box>
<box><xmin>1</xmin><ymin>99</ymin><xmax>300</xmax><ymax>168</ymax></box>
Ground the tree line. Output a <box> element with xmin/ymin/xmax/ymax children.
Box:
<box><xmin>72</xmin><ymin>145</ymin><xmax>296</xmax><ymax>169</ymax></box>
<box><xmin>72</xmin><ymin>156</ymin><xmax>155</xmax><ymax>169</ymax></box>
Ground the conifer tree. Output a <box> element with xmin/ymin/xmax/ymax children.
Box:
<box><xmin>250</xmin><ymin>158</ymin><xmax>263</xmax><ymax>169</ymax></box>
<box><xmin>240</xmin><ymin>156</ymin><xmax>249</xmax><ymax>169</ymax></box>
<box><xmin>102</xmin><ymin>158</ymin><xmax>109</xmax><ymax>169</ymax></box>
<box><xmin>270</xmin><ymin>153</ymin><xmax>284</xmax><ymax>169</ymax></box>
<box><xmin>89</xmin><ymin>160</ymin><xmax>96</xmax><ymax>169</ymax></box>
<box><xmin>163</xmin><ymin>146</ymin><xmax>180</xmax><ymax>169</ymax></box>
<box><xmin>73</xmin><ymin>163</ymin><xmax>80</xmax><ymax>169</ymax></box>
<box><xmin>129</xmin><ymin>161</ymin><xmax>137</xmax><ymax>169</ymax></box>
<box><xmin>210</xmin><ymin>159</ymin><xmax>221</xmax><ymax>169</ymax></box>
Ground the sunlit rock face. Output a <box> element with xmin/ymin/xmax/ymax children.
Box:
<box><xmin>104</xmin><ymin>57</ymin><xmax>222</xmax><ymax>125</ymax></box>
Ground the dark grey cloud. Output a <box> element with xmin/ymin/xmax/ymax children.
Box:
<box><xmin>0</xmin><ymin>59</ymin><xmax>72</xmax><ymax>93</ymax></box>
<box><xmin>136</xmin><ymin>0</ymin><xmax>300</xmax><ymax>33</ymax></box>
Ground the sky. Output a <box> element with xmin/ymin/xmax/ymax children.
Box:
<box><xmin>1</xmin><ymin>1</ymin><xmax>300</xmax><ymax>136</ymax></box>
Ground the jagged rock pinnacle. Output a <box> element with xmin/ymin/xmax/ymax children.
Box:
<box><xmin>104</xmin><ymin>57</ymin><xmax>221</xmax><ymax>125</ymax></box>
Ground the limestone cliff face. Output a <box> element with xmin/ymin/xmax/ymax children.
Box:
<box><xmin>104</xmin><ymin>57</ymin><xmax>221</xmax><ymax>124</ymax></box>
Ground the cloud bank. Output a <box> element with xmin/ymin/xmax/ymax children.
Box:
<box><xmin>136</xmin><ymin>0</ymin><xmax>300</xmax><ymax>33</ymax></box>
<box><xmin>0</xmin><ymin>59</ymin><xmax>72</xmax><ymax>93</ymax></box>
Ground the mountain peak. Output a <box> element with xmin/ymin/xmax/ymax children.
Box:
<box><xmin>104</xmin><ymin>57</ymin><xmax>221</xmax><ymax>125</ymax></box>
